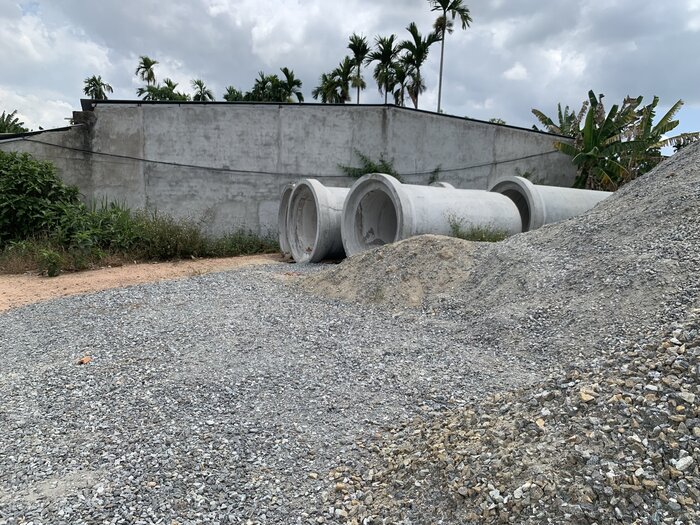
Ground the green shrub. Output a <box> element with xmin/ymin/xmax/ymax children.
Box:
<box><xmin>339</xmin><ymin>149</ymin><xmax>402</xmax><ymax>181</ymax></box>
<box><xmin>0</xmin><ymin>151</ymin><xmax>281</xmax><ymax>275</ymax></box>
<box><xmin>0</xmin><ymin>151</ymin><xmax>84</xmax><ymax>246</ymax></box>
<box><xmin>37</xmin><ymin>248</ymin><xmax>63</xmax><ymax>277</ymax></box>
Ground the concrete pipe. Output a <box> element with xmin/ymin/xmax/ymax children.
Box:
<box><xmin>286</xmin><ymin>179</ymin><xmax>349</xmax><ymax>263</ymax></box>
<box><xmin>341</xmin><ymin>173</ymin><xmax>522</xmax><ymax>257</ymax></box>
<box><xmin>277</xmin><ymin>182</ymin><xmax>296</xmax><ymax>258</ymax></box>
<box><xmin>489</xmin><ymin>176</ymin><xmax>611</xmax><ymax>232</ymax></box>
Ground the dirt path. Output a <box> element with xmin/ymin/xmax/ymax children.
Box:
<box><xmin>0</xmin><ymin>254</ymin><xmax>284</xmax><ymax>312</ymax></box>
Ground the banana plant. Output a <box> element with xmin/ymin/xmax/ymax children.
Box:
<box><xmin>554</xmin><ymin>91</ymin><xmax>645</xmax><ymax>190</ymax></box>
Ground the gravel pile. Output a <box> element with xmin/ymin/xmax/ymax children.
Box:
<box><xmin>1</xmin><ymin>143</ymin><xmax>699</xmax><ymax>524</ymax></box>
<box><xmin>328</xmin><ymin>310</ymin><xmax>700</xmax><ymax>524</ymax></box>
<box><xmin>0</xmin><ymin>266</ymin><xmax>535</xmax><ymax>524</ymax></box>
<box><xmin>304</xmin><ymin>142</ymin><xmax>700</xmax><ymax>368</ymax></box>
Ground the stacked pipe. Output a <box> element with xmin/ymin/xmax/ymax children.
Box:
<box><xmin>277</xmin><ymin>175</ymin><xmax>610</xmax><ymax>263</ymax></box>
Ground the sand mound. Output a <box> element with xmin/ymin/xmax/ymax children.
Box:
<box><xmin>300</xmin><ymin>234</ymin><xmax>477</xmax><ymax>308</ymax></box>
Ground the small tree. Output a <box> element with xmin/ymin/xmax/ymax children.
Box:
<box><xmin>191</xmin><ymin>79</ymin><xmax>215</xmax><ymax>101</ymax></box>
<box><xmin>538</xmin><ymin>91</ymin><xmax>700</xmax><ymax>190</ymax></box>
<box><xmin>399</xmin><ymin>22</ymin><xmax>440</xmax><ymax>109</ymax></box>
<box><xmin>348</xmin><ymin>33</ymin><xmax>370</xmax><ymax>104</ymax></box>
<box><xmin>0</xmin><ymin>110</ymin><xmax>29</xmax><ymax>134</ymax></box>
<box><xmin>135</xmin><ymin>56</ymin><xmax>158</xmax><ymax>85</ymax></box>
<box><xmin>83</xmin><ymin>75</ymin><xmax>113</xmax><ymax>100</ymax></box>
<box><xmin>223</xmin><ymin>86</ymin><xmax>245</xmax><ymax>102</ymax></box>
<box><xmin>367</xmin><ymin>35</ymin><xmax>400</xmax><ymax>104</ymax></box>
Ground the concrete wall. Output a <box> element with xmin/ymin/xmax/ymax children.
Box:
<box><xmin>0</xmin><ymin>102</ymin><xmax>575</xmax><ymax>236</ymax></box>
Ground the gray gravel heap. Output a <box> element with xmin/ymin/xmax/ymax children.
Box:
<box><xmin>0</xmin><ymin>265</ymin><xmax>533</xmax><ymax>525</ymax></box>
<box><xmin>304</xmin><ymin>141</ymin><xmax>700</xmax><ymax>370</ymax></box>
<box><xmin>328</xmin><ymin>309</ymin><xmax>700</xmax><ymax>524</ymax></box>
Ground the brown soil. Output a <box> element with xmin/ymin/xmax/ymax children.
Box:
<box><xmin>0</xmin><ymin>254</ymin><xmax>283</xmax><ymax>312</ymax></box>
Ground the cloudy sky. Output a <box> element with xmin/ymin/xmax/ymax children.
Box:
<box><xmin>2</xmin><ymin>0</ymin><xmax>699</xmax><ymax>137</ymax></box>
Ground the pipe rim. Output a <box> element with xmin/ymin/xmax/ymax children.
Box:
<box><xmin>277</xmin><ymin>183</ymin><xmax>296</xmax><ymax>256</ymax></box>
<box><xmin>341</xmin><ymin>173</ymin><xmax>412</xmax><ymax>257</ymax></box>
<box><xmin>287</xmin><ymin>179</ymin><xmax>333</xmax><ymax>263</ymax></box>
<box><xmin>489</xmin><ymin>176</ymin><xmax>544</xmax><ymax>232</ymax></box>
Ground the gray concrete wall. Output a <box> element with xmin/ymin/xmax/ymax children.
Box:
<box><xmin>0</xmin><ymin>102</ymin><xmax>575</xmax><ymax>236</ymax></box>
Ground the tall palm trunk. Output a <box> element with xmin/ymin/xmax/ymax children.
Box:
<box><xmin>357</xmin><ymin>64</ymin><xmax>361</xmax><ymax>104</ymax></box>
<box><xmin>437</xmin><ymin>34</ymin><xmax>445</xmax><ymax>113</ymax></box>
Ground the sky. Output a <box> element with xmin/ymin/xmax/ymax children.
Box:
<box><xmin>2</xmin><ymin>0</ymin><xmax>699</xmax><ymax>139</ymax></box>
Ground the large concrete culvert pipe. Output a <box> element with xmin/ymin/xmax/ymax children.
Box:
<box><xmin>286</xmin><ymin>179</ymin><xmax>349</xmax><ymax>263</ymax></box>
<box><xmin>277</xmin><ymin>182</ymin><xmax>296</xmax><ymax>258</ymax></box>
<box><xmin>341</xmin><ymin>173</ymin><xmax>523</xmax><ymax>257</ymax></box>
<box><xmin>489</xmin><ymin>176</ymin><xmax>611</xmax><ymax>232</ymax></box>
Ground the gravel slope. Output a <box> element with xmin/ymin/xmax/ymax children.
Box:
<box><xmin>1</xmin><ymin>144</ymin><xmax>699</xmax><ymax>524</ymax></box>
<box><xmin>0</xmin><ymin>266</ymin><xmax>534</xmax><ymax>524</ymax></box>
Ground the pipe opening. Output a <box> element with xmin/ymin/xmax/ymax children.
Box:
<box><xmin>501</xmin><ymin>188</ymin><xmax>531</xmax><ymax>232</ymax></box>
<box><xmin>289</xmin><ymin>186</ymin><xmax>318</xmax><ymax>260</ymax></box>
<box><xmin>354</xmin><ymin>189</ymin><xmax>398</xmax><ymax>251</ymax></box>
<box><xmin>278</xmin><ymin>185</ymin><xmax>295</xmax><ymax>255</ymax></box>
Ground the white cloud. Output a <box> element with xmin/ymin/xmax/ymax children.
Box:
<box><xmin>0</xmin><ymin>86</ymin><xmax>75</xmax><ymax>130</ymax></box>
<box><xmin>503</xmin><ymin>62</ymin><xmax>528</xmax><ymax>81</ymax></box>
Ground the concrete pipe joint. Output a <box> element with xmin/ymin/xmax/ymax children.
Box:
<box><xmin>489</xmin><ymin>176</ymin><xmax>612</xmax><ymax>232</ymax></box>
<box><xmin>277</xmin><ymin>182</ymin><xmax>296</xmax><ymax>258</ymax></box>
<box><xmin>341</xmin><ymin>173</ymin><xmax>523</xmax><ymax>257</ymax></box>
<box><xmin>286</xmin><ymin>179</ymin><xmax>349</xmax><ymax>263</ymax></box>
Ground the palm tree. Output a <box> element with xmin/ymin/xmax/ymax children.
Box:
<box><xmin>348</xmin><ymin>33</ymin><xmax>370</xmax><ymax>104</ymax></box>
<box><xmin>136</xmin><ymin>79</ymin><xmax>189</xmax><ymax>101</ymax></box>
<box><xmin>83</xmin><ymin>75</ymin><xmax>113</xmax><ymax>100</ymax></box>
<box><xmin>367</xmin><ymin>35</ymin><xmax>400</xmax><ymax>104</ymax></box>
<box><xmin>0</xmin><ymin>110</ymin><xmax>28</xmax><ymax>134</ymax></box>
<box><xmin>312</xmin><ymin>73</ymin><xmax>340</xmax><ymax>103</ymax></box>
<box><xmin>392</xmin><ymin>61</ymin><xmax>411</xmax><ymax>107</ymax></box>
<box><xmin>135</xmin><ymin>56</ymin><xmax>158</xmax><ymax>85</ymax></box>
<box><xmin>332</xmin><ymin>57</ymin><xmax>355</xmax><ymax>103</ymax></box>
<box><xmin>223</xmin><ymin>86</ymin><xmax>245</xmax><ymax>102</ymax></box>
<box><xmin>280</xmin><ymin>67</ymin><xmax>304</xmax><ymax>103</ymax></box>
<box><xmin>429</xmin><ymin>0</ymin><xmax>472</xmax><ymax>113</ymax></box>
<box><xmin>191</xmin><ymin>79</ymin><xmax>214</xmax><ymax>101</ymax></box>
<box><xmin>136</xmin><ymin>84</ymin><xmax>161</xmax><ymax>101</ymax></box>
<box><xmin>399</xmin><ymin>22</ymin><xmax>440</xmax><ymax>109</ymax></box>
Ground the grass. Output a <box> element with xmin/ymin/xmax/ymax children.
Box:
<box><xmin>448</xmin><ymin>216</ymin><xmax>508</xmax><ymax>243</ymax></box>
<box><xmin>0</xmin><ymin>210</ymin><xmax>279</xmax><ymax>276</ymax></box>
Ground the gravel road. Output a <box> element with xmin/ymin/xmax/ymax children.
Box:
<box><xmin>0</xmin><ymin>264</ymin><xmax>537</xmax><ymax>525</ymax></box>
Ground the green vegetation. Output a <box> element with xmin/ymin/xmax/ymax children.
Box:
<box><xmin>0</xmin><ymin>110</ymin><xmax>28</xmax><ymax>134</ymax></box>
<box><xmin>312</xmin><ymin>57</ymin><xmax>354</xmax><ymax>104</ymax></box>
<box><xmin>83</xmin><ymin>75</ymin><xmax>113</xmax><ymax>100</ymax></box>
<box><xmin>348</xmin><ymin>33</ymin><xmax>370</xmax><ymax>104</ymax></box>
<box><xmin>429</xmin><ymin>0</ymin><xmax>472</xmax><ymax>113</ymax></box>
<box><xmin>428</xmin><ymin>164</ymin><xmax>442</xmax><ymax>185</ymax></box>
<box><xmin>191</xmin><ymin>79</ymin><xmax>215</xmax><ymax>101</ymax></box>
<box><xmin>239</xmin><ymin>68</ymin><xmax>305</xmax><ymax>103</ymax></box>
<box><xmin>0</xmin><ymin>151</ymin><xmax>278</xmax><ymax>276</ymax></box>
<box><xmin>317</xmin><ymin>2</ymin><xmax>453</xmax><ymax>110</ymax></box>
<box><xmin>339</xmin><ymin>150</ymin><xmax>401</xmax><ymax>181</ymax></box>
<box><xmin>448</xmin><ymin>215</ymin><xmax>507</xmax><ymax>242</ymax></box>
<box><xmin>533</xmin><ymin>91</ymin><xmax>700</xmax><ymax>190</ymax></box>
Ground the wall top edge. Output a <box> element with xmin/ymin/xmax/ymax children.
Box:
<box><xmin>79</xmin><ymin>99</ymin><xmax>569</xmax><ymax>139</ymax></box>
